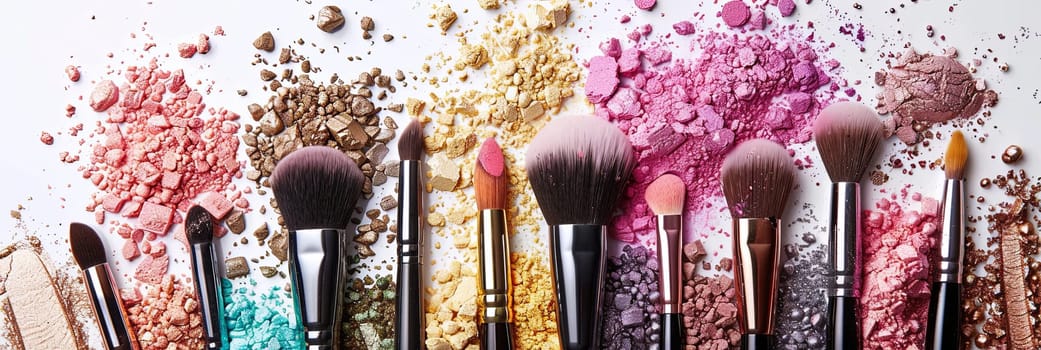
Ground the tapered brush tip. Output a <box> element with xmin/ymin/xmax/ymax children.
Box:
<box><xmin>186</xmin><ymin>205</ymin><xmax>214</xmax><ymax>244</ymax></box>
<box><xmin>69</xmin><ymin>223</ymin><xmax>108</xmax><ymax>268</ymax></box>
<box><xmin>398</xmin><ymin>119</ymin><xmax>424</xmax><ymax>161</ymax></box>
<box><xmin>945</xmin><ymin>130</ymin><xmax>968</xmax><ymax>180</ymax></box>
<box><xmin>645</xmin><ymin>173</ymin><xmax>685</xmax><ymax>216</ymax></box>
<box><xmin>526</xmin><ymin>115</ymin><xmax>635</xmax><ymax>225</ymax></box>
<box><xmin>813</xmin><ymin>101</ymin><xmax>885</xmax><ymax>182</ymax></box>
<box><xmin>270</xmin><ymin>146</ymin><xmax>365</xmax><ymax>230</ymax></box>
<box><xmin>475</xmin><ymin>137</ymin><xmax>508</xmax><ymax>210</ymax></box>
<box><xmin>721</xmin><ymin>139</ymin><xmax>796</xmax><ymax>219</ymax></box>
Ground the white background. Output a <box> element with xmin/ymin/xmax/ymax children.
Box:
<box><xmin>1</xmin><ymin>0</ymin><xmax>1039</xmax><ymax>349</ymax></box>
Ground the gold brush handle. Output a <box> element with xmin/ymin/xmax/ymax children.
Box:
<box><xmin>478</xmin><ymin>209</ymin><xmax>513</xmax><ymax>324</ymax></box>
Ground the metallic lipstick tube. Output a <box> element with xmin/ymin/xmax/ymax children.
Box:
<box><xmin>396</xmin><ymin>160</ymin><xmax>424</xmax><ymax>350</ymax></box>
<box><xmin>549</xmin><ymin>224</ymin><xmax>606</xmax><ymax>350</ymax></box>
<box><xmin>655</xmin><ymin>214</ymin><xmax>682</xmax><ymax>314</ymax></box>
<box><xmin>289</xmin><ymin>228</ymin><xmax>347</xmax><ymax>349</ymax></box>
<box><xmin>936</xmin><ymin>179</ymin><xmax>965</xmax><ymax>284</ymax></box>
<box><xmin>826</xmin><ymin>182</ymin><xmax>862</xmax><ymax>350</ymax></box>
<box><xmin>478</xmin><ymin>209</ymin><xmax>514</xmax><ymax>349</ymax></box>
<box><xmin>83</xmin><ymin>264</ymin><xmax>139</xmax><ymax>350</ymax></box>
<box><xmin>732</xmin><ymin>218</ymin><xmax>780</xmax><ymax>336</ymax></box>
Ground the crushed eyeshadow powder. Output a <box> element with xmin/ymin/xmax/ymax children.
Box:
<box><xmin>858</xmin><ymin>189</ymin><xmax>939</xmax><ymax>349</ymax></box>
<box><xmin>680</xmin><ymin>240</ymin><xmax>740</xmax><ymax>349</ymax></box>
<box><xmin>775</xmin><ymin>204</ymin><xmax>827</xmax><ymax>350</ymax></box>
<box><xmin>222</xmin><ymin>279</ymin><xmax>302</xmax><ymax>349</ymax></box>
<box><xmin>599</xmin><ymin>244</ymin><xmax>661</xmax><ymax>348</ymax></box>
<box><xmin>122</xmin><ymin>275</ymin><xmax>204</xmax><ymax>350</ymax></box>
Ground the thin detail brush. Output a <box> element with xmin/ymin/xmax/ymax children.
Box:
<box><xmin>925</xmin><ymin>130</ymin><xmax>968</xmax><ymax>350</ymax></box>
<box><xmin>475</xmin><ymin>137</ymin><xmax>515</xmax><ymax>350</ymax></box>
<box><xmin>186</xmin><ymin>205</ymin><xmax>228</xmax><ymax>349</ymax></box>
<box><xmin>395</xmin><ymin>119</ymin><xmax>426</xmax><ymax>350</ymax></box>
<box><xmin>645</xmin><ymin>173</ymin><xmax>686</xmax><ymax>350</ymax></box>
<box><xmin>70</xmin><ymin>223</ymin><xmax>139</xmax><ymax>350</ymax></box>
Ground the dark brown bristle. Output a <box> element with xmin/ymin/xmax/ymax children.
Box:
<box><xmin>813</xmin><ymin>101</ymin><xmax>885</xmax><ymax>182</ymax></box>
<box><xmin>186</xmin><ymin>205</ymin><xmax>214</xmax><ymax>244</ymax></box>
<box><xmin>398</xmin><ymin>119</ymin><xmax>424</xmax><ymax>161</ymax></box>
<box><xmin>69</xmin><ymin>223</ymin><xmax>108</xmax><ymax>268</ymax></box>
<box><xmin>270</xmin><ymin>146</ymin><xmax>365</xmax><ymax>230</ymax></box>
<box><xmin>526</xmin><ymin>116</ymin><xmax>635</xmax><ymax>225</ymax></box>
<box><xmin>475</xmin><ymin>138</ymin><xmax>508</xmax><ymax>210</ymax></box>
<box><xmin>721</xmin><ymin>139</ymin><xmax>797</xmax><ymax>219</ymax></box>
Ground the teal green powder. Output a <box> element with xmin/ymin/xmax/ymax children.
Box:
<box><xmin>222</xmin><ymin>279</ymin><xmax>303</xmax><ymax>349</ymax></box>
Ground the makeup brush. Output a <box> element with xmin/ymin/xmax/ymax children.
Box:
<box><xmin>526</xmin><ymin>115</ymin><xmax>635</xmax><ymax>350</ymax></box>
<box><xmin>813</xmin><ymin>101</ymin><xmax>884</xmax><ymax>350</ymax></box>
<box><xmin>925</xmin><ymin>130</ymin><xmax>968</xmax><ymax>350</ymax></box>
<box><xmin>186</xmin><ymin>205</ymin><xmax>228</xmax><ymax>349</ymax></box>
<box><xmin>475</xmin><ymin>137</ymin><xmax>515</xmax><ymax>350</ymax></box>
<box><xmin>69</xmin><ymin>222</ymin><xmax>139</xmax><ymax>350</ymax></box>
<box><xmin>270</xmin><ymin>146</ymin><xmax>364</xmax><ymax>349</ymax></box>
<box><xmin>645</xmin><ymin>173</ymin><xmax>685</xmax><ymax>350</ymax></box>
<box><xmin>395</xmin><ymin>119</ymin><xmax>425</xmax><ymax>350</ymax></box>
<box><xmin>721</xmin><ymin>139</ymin><xmax>796</xmax><ymax>350</ymax></box>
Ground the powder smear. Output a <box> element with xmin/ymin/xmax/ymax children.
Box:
<box><xmin>858</xmin><ymin>190</ymin><xmax>939</xmax><ymax>349</ymax></box>
<box><xmin>586</xmin><ymin>30</ymin><xmax>838</xmax><ymax>242</ymax></box>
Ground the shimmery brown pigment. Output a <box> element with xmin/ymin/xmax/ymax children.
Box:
<box><xmin>999</xmin><ymin>201</ymin><xmax>1034</xmax><ymax>350</ymax></box>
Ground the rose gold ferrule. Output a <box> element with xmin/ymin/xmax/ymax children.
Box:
<box><xmin>732</xmin><ymin>217</ymin><xmax>781</xmax><ymax>335</ymax></box>
<box><xmin>656</xmin><ymin>214</ymin><xmax>683</xmax><ymax>314</ymax></box>
<box><xmin>478</xmin><ymin>209</ymin><xmax>513</xmax><ymax>324</ymax></box>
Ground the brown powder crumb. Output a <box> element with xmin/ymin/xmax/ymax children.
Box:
<box><xmin>253</xmin><ymin>31</ymin><xmax>275</xmax><ymax>52</ymax></box>
<box><xmin>9</xmin><ymin>210</ymin><xmax>20</xmax><ymax>220</ymax></box>
<box><xmin>225</xmin><ymin>210</ymin><xmax>245</xmax><ymax>234</ymax></box>
<box><xmin>382</xmin><ymin>34</ymin><xmax>394</xmax><ymax>42</ymax></box>
<box><xmin>317</xmin><ymin>6</ymin><xmax>346</xmax><ymax>33</ymax></box>
<box><xmin>360</xmin><ymin>16</ymin><xmax>375</xmax><ymax>31</ymax></box>
<box><xmin>869</xmin><ymin>169</ymin><xmax>889</xmax><ymax>186</ymax></box>
<box><xmin>225</xmin><ymin>257</ymin><xmax>249</xmax><ymax>279</ymax></box>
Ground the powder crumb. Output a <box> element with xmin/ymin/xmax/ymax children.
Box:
<box><xmin>673</xmin><ymin>21</ymin><xmax>696</xmax><ymax>35</ymax></box>
<box><xmin>634</xmin><ymin>0</ymin><xmax>656</xmax><ymax>11</ymax></box>
<box><xmin>176</xmin><ymin>43</ymin><xmax>197</xmax><ymax>58</ymax></box>
<box><xmin>40</xmin><ymin>132</ymin><xmax>54</xmax><ymax>145</ymax></box>
<box><xmin>432</xmin><ymin>3</ymin><xmax>458</xmax><ymax>35</ymax></box>
<box><xmin>64</xmin><ymin>65</ymin><xmax>80</xmax><ymax>82</ymax></box>
<box><xmin>342</xmin><ymin>275</ymin><xmax>397</xmax><ymax>348</ymax></box>
<box><xmin>682</xmin><ymin>241</ymin><xmax>741</xmax><ymax>347</ymax></box>
<box><xmin>223</xmin><ymin>279</ymin><xmax>302</xmax><ymax>348</ymax></box>
<box><xmin>777</xmin><ymin>0</ymin><xmax>797</xmax><ymax>17</ymax></box>
<box><xmin>721</xmin><ymin>0</ymin><xmax>751</xmax><ymax>27</ymax></box>
<box><xmin>88</xmin><ymin>80</ymin><xmax>118</xmax><ymax>112</ymax></box>
<box><xmin>133</xmin><ymin>253</ymin><xmax>169</xmax><ymax>285</ymax></box>
<box><xmin>253</xmin><ymin>32</ymin><xmax>275</xmax><ymax>52</ymax></box>
<box><xmin>600</xmin><ymin>244</ymin><xmax>660</xmax><ymax>347</ymax></box>
<box><xmin>225</xmin><ymin>257</ymin><xmax>249</xmax><ymax>279</ymax></box>
<box><xmin>316</xmin><ymin>6</ymin><xmax>346</xmax><ymax>33</ymax></box>
<box><xmin>477</xmin><ymin>0</ymin><xmax>499</xmax><ymax>10</ymax></box>
<box><xmin>196</xmin><ymin>34</ymin><xmax>210</xmax><ymax>54</ymax></box>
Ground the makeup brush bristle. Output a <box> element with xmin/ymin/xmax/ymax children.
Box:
<box><xmin>813</xmin><ymin>101</ymin><xmax>884</xmax><ymax>183</ymax></box>
<box><xmin>475</xmin><ymin>137</ymin><xmax>508</xmax><ymax>210</ymax></box>
<box><xmin>944</xmin><ymin>130</ymin><xmax>968</xmax><ymax>180</ymax></box>
<box><xmin>186</xmin><ymin>205</ymin><xmax>214</xmax><ymax>244</ymax></box>
<box><xmin>270</xmin><ymin>146</ymin><xmax>365</xmax><ymax>230</ymax></box>
<box><xmin>645</xmin><ymin>173</ymin><xmax>685</xmax><ymax>216</ymax></box>
<box><xmin>721</xmin><ymin>139</ymin><xmax>797</xmax><ymax>219</ymax></box>
<box><xmin>526</xmin><ymin>115</ymin><xmax>635</xmax><ymax>226</ymax></box>
<box><xmin>398</xmin><ymin>119</ymin><xmax>424</xmax><ymax>161</ymax></box>
<box><xmin>69</xmin><ymin>223</ymin><xmax>108</xmax><ymax>269</ymax></box>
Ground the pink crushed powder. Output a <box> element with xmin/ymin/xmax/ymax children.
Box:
<box><xmin>634</xmin><ymin>0</ymin><xmax>656</xmax><ymax>11</ymax></box>
<box><xmin>875</xmin><ymin>48</ymin><xmax>998</xmax><ymax>144</ymax></box>
<box><xmin>777</xmin><ymin>0</ymin><xmax>796</xmax><ymax>17</ymax></box>
<box><xmin>196</xmin><ymin>34</ymin><xmax>210</xmax><ymax>54</ymax></box>
<box><xmin>859</xmin><ymin>190</ymin><xmax>939</xmax><ymax>349</ymax></box>
<box><xmin>477</xmin><ymin>138</ymin><xmax>504</xmax><ymax>177</ymax></box>
<box><xmin>176</xmin><ymin>43</ymin><xmax>197</xmax><ymax>58</ymax></box>
<box><xmin>586</xmin><ymin>31</ymin><xmax>838</xmax><ymax>242</ymax></box>
<box><xmin>65</xmin><ymin>65</ymin><xmax>81</xmax><ymax>82</ymax></box>
<box><xmin>69</xmin><ymin>57</ymin><xmax>245</xmax><ymax>272</ymax></box>
<box><xmin>673</xmin><ymin>21</ymin><xmax>696</xmax><ymax>35</ymax></box>
<box><xmin>720</xmin><ymin>0</ymin><xmax>751</xmax><ymax>28</ymax></box>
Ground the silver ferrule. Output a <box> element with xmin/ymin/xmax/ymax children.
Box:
<box><xmin>937</xmin><ymin>179</ymin><xmax>965</xmax><ymax>283</ymax></box>
<box><xmin>84</xmin><ymin>264</ymin><xmax>139</xmax><ymax>350</ymax></box>
<box><xmin>289</xmin><ymin>228</ymin><xmax>348</xmax><ymax>347</ymax></box>
<box><xmin>478</xmin><ymin>209</ymin><xmax>513</xmax><ymax>324</ymax></box>
<box><xmin>656</xmin><ymin>214</ymin><xmax>683</xmax><ymax>314</ymax></box>
<box><xmin>398</xmin><ymin>160</ymin><xmax>423</xmax><ymax>264</ymax></box>
<box><xmin>828</xmin><ymin>182</ymin><xmax>862</xmax><ymax>298</ymax></box>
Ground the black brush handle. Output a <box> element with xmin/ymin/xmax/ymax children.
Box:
<box><xmin>480</xmin><ymin>322</ymin><xmax>514</xmax><ymax>350</ymax></box>
<box><xmin>659</xmin><ymin>313</ymin><xmax>684</xmax><ymax>350</ymax></box>
<box><xmin>740</xmin><ymin>333</ymin><xmax>773</xmax><ymax>350</ymax></box>
<box><xmin>84</xmin><ymin>264</ymin><xmax>138</xmax><ymax>350</ymax></box>
<box><xmin>395</xmin><ymin>260</ymin><xmax>422</xmax><ymax>349</ymax></box>
<box><xmin>550</xmin><ymin>224</ymin><xmax>606</xmax><ymax>350</ymax></box>
<box><xmin>925</xmin><ymin>282</ymin><xmax>962</xmax><ymax>350</ymax></box>
<box><xmin>826</xmin><ymin>295</ymin><xmax>859</xmax><ymax>350</ymax></box>
<box><xmin>190</xmin><ymin>242</ymin><xmax>227</xmax><ymax>349</ymax></box>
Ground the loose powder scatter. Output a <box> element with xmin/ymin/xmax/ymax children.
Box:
<box><xmin>859</xmin><ymin>190</ymin><xmax>939</xmax><ymax>349</ymax></box>
<box><xmin>681</xmin><ymin>241</ymin><xmax>740</xmax><ymax>349</ymax></box>
<box><xmin>962</xmin><ymin>170</ymin><xmax>1041</xmax><ymax>349</ymax></box>
<box><xmin>123</xmin><ymin>275</ymin><xmax>204</xmax><ymax>350</ymax></box>
<box><xmin>599</xmin><ymin>244</ymin><xmax>661</xmax><ymax>348</ymax></box>
<box><xmin>341</xmin><ymin>274</ymin><xmax>397</xmax><ymax>349</ymax></box>
<box><xmin>875</xmin><ymin>48</ymin><xmax>998</xmax><ymax>144</ymax></box>
<box><xmin>423</xmin><ymin>261</ymin><xmax>479</xmax><ymax>350</ymax></box>
<box><xmin>588</xmin><ymin>30</ymin><xmax>837</xmax><ymax>242</ymax></box>
<box><xmin>509</xmin><ymin>252</ymin><xmax>558</xmax><ymax>350</ymax></box>
<box><xmin>222</xmin><ymin>279</ymin><xmax>302</xmax><ymax>349</ymax></box>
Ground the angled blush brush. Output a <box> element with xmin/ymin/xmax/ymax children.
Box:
<box><xmin>645</xmin><ymin>173</ymin><xmax>686</xmax><ymax>350</ymax></box>
<box><xmin>813</xmin><ymin>101</ymin><xmax>884</xmax><ymax>350</ymax></box>
<box><xmin>69</xmin><ymin>222</ymin><xmax>140</xmax><ymax>350</ymax></box>
<box><xmin>186</xmin><ymin>205</ymin><xmax>228</xmax><ymax>349</ymax></box>
<box><xmin>395</xmin><ymin>119</ymin><xmax>425</xmax><ymax>350</ymax></box>
<box><xmin>721</xmin><ymin>139</ymin><xmax>796</xmax><ymax>350</ymax></box>
<box><xmin>270</xmin><ymin>146</ymin><xmax>364</xmax><ymax>349</ymax></box>
<box><xmin>925</xmin><ymin>130</ymin><xmax>968</xmax><ymax>350</ymax></box>
<box><xmin>526</xmin><ymin>115</ymin><xmax>635</xmax><ymax>350</ymax></box>
<box><xmin>475</xmin><ymin>137</ymin><xmax>515</xmax><ymax>350</ymax></box>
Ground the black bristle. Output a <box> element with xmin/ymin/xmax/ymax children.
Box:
<box><xmin>69</xmin><ymin>222</ymin><xmax>108</xmax><ymax>269</ymax></box>
<box><xmin>398</xmin><ymin>119</ymin><xmax>424</xmax><ymax>161</ymax></box>
<box><xmin>186</xmin><ymin>205</ymin><xmax>214</xmax><ymax>244</ymax></box>
<box><xmin>270</xmin><ymin>146</ymin><xmax>365</xmax><ymax>230</ymax></box>
<box><xmin>526</xmin><ymin>116</ymin><xmax>635</xmax><ymax>225</ymax></box>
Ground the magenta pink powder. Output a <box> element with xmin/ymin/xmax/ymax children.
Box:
<box><xmin>859</xmin><ymin>190</ymin><xmax>939</xmax><ymax>349</ymax></box>
<box><xmin>587</xmin><ymin>31</ymin><xmax>838</xmax><ymax>242</ymax></box>
<box><xmin>721</xmin><ymin>0</ymin><xmax>751</xmax><ymax>28</ymax></box>
<box><xmin>478</xmin><ymin>137</ymin><xmax>504</xmax><ymax>177</ymax></box>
